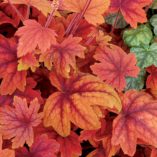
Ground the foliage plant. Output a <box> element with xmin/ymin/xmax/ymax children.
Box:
<box><xmin>1</xmin><ymin>0</ymin><xmax>157</xmax><ymax>157</ymax></box>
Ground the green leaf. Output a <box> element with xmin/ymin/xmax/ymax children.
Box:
<box><xmin>105</xmin><ymin>13</ymin><xmax>127</xmax><ymax>29</ymax></box>
<box><xmin>150</xmin><ymin>15</ymin><xmax>157</xmax><ymax>36</ymax></box>
<box><xmin>131</xmin><ymin>43</ymin><xmax>157</xmax><ymax>68</ymax></box>
<box><xmin>151</xmin><ymin>0</ymin><xmax>157</xmax><ymax>9</ymax></box>
<box><xmin>123</xmin><ymin>25</ymin><xmax>153</xmax><ymax>47</ymax></box>
<box><xmin>126</xmin><ymin>70</ymin><xmax>146</xmax><ymax>90</ymax></box>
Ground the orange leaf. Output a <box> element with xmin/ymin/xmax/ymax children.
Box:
<box><xmin>111</xmin><ymin>90</ymin><xmax>157</xmax><ymax>156</ymax></box>
<box><xmin>0</xmin><ymin>135</ymin><xmax>15</xmax><ymax>157</ymax></box>
<box><xmin>18</xmin><ymin>53</ymin><xmax>39</xmax><ymax>72</ymax></box>
<box><xmin>40</xmin><ymin>35</ymin><xmax>86</xmax><ymax>77</ymax></box>
<box><xmin>62</xmin><ymin>0</ymin><xmax>110</xmax><ymax>25</ymax></box>
<box><xmin>43</xmin><ymin>73</ymin><xmax>121</xmax><ymax>136</ymax></box>
<box><xmin>16</xmin><ymin>19</ymin><xmax>57</xmax><ymax>57</ymax></box>
<box><xmin>91</xmin><ymin>44</ymin><xmax>140</xmax><ymax>91</ymax></box>
<box><xmin>109</xmin><ymin>0</ymin><xmax>152</xmax><ymax>28</ymax></box>
<box><xmin>16</xmin><ymin>134</ymin><xmax>59</xmax><ymax>157</ymax></box>
<box><xmin>0</xmin><ymin>35</ymin><xmax>27</xmax><ymax>95</ymax></box>
<box><xmin>0</xmin><ymin>77</ymin><xmax>43</xmax><ymax>106</ymax></box>
<box><xmin>0</xmin><ymin>96</ymin><xmax>43</xmax><ymax>148</ymax></box>
<box><xmin>4</xmin><ymin>0</ymin><xmax>52</xmax><ymax>16</ymax></box>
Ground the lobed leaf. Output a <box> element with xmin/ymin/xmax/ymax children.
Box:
<box><xmin>43</xmin><ymin>73</ymin><xmax>121</xmax><ymax>136</ymax></box>
<box><xmin>0</xmin><ymin>96</ymin><xmax>43</xmax><ymax>148</ymax></box>
<box><xmin>0</xmin><ymin>35</ymin><xmax>27</xmax><ymax>95</ymax></box>
<box><xmin>112</xmin><ymin>90</ymin><xmax>157</xmax><ymax>156</ymax></box>
<box><xmin>91</xmin><ymin>45</ymin><xmax>140</xmax><ymax>91</ymax></box>
<box><xmin>123</xmin><ymin>24</ymin><xmax>153</xmax><ymax>47</ymax></box>
<box><xmin>16</xmin><ymin>20</ymin><xmax>57</xmax><ymax>57</ymax></box>
<box><xmin>131</xmin><ymin>43</ymin><xmax>157</xmax><ymax>68</ymax></box>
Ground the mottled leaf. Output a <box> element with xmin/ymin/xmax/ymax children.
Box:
<box><xmin>112</xmin><ymin>90</ymin><xmax>157</xmax><ymax>156</ymax></box>
<box><xmin>0</xmin><ymin>96</ymin><xmax>42</xmax><ymax>148</ymax></box>
<box><xmin>131</xmin><ymin>43</ymin><xmax>157</xmax><ymax>68</ymax></box>
<box><xmin>91</xmin><ymin>45</ymin><xmax>140</xmax><ymax>91</ymax></box>
<box><xmin>123</xmin><ymin>24</ymin><xmax>153</xmax><ymax>47</ymax></box>
<box><xmin>43</xmin><ymin>73</ymin><xmax>121</xmax><ymax>136</ymax></box>
<box><xmin>126</xmin><ymin>69</ymin><xmax>146</xmax><ymax>90</ymax></box>
<box><xmin>150</xmin><ymin>15</ymin><xmax>157</xmax><ymax>36</ymax></box>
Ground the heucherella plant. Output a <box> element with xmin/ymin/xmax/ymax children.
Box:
<box><xmin>0</xmin><ymin>0</ymin><xmax>157</xmax><ymax>157</ymax></box>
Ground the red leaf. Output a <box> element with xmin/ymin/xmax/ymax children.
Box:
<box><xmin>0</xmin><ymin>77</ymin><xmax>43</xmax><ymax>106</ymax></box>
<box><xmin>16</xmin><ymin>19</ymin><xmax>57</xmax><ymax>57</ymax></box>
<box><xmin>16</xmin><ymin>134</ymin><xmax>59</xmax><ymax>157</ymax></box>
<box><xmin>0</xmin><ymin>3</ymin><xmax>27</xmax><ymax>27</ymax></box>
<box><xmin>146</xmin><ymin>66</ymin><xmax>157</xmax><ymax>98</ymax></box>
<box><xmin>109</xmin><ymin>0</ymin><xmax>152</xmax><ymax>28</ymax></box>
<box><xmin>0</xmin><ymin>35</ymin><xmax>27</xmax><ymax>95</ymax></box>
<box><xmin>111</xmin><ymin>90</ymin><xmax>157</xmax><ymax>156</ymax></box>
<box><xmin>151</xmin><ymin>148</ymin><xmax>157</xmax><ymax>157</ymax></box>
<box><xmin>57</xmin><ymin>131</ymin><xmax>82</xmax><ymax>157</ymax></box>
<box><xmin>43</xmin><ymin>72</ymin><xmax>121</xmax><ymax>136</ymax></box>
<box><xmin>31</xmin><ymin>125</ymin><xmax>81</xmax><ymax>157</ymax></box>
<box><xmin>91</xmin><ymin>45</ymin><xmax>140</xmax><ymax>91</ymax></box>
<box><xmin>40</xmin><ymin>35</ymin><xmax>86</xmax><ymax>77</ymax></box>
<box><xmin>0</xmin><ymin>134</ymin><xmax>15</xmax><ymax>157</ymax></box>
<box><xmin>0</xmin><ymin>96</ymin><xmax>43</xmax><ymax>148</ymax></box>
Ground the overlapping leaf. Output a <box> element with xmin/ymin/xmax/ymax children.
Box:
<box><xmin>150</xmin><ymin>15</ymin><xmax>157</xmax><ymax>36</ymax></box>
<box><xmin>40</xmin><ymin>35</ymin><xmax>86</xmax><ymax>77</ymax></box>
<box><xmin>91</xmin><ymin>44</ymin><xmax>140</xmax><ymax>91</ymax></box>
<box><xmin>0</xmin><ymin>77</ymin><xmax>43</xmax><ymax>106</ymax></box>
<box><xmin>4</xmin><ymin>0</ymin><xmax>52</xmax><ymax>16</ymax></box>
<box><xmin>0</xmin><ymin>96</ymin><xmax>42</xmax><ymax>148</ymax></box>
<box><xmin>43</xmin><ymin>72</ymin><xmax>121</xmax><ymax>136</ymax></box>
<box><xmin>0</xmin><ymin>35</ymin><xmax>27</xmax><ymax>95</ymax></box>
<box><xmin>0</xmin><ymin>134</ymin><xmax>15</xmax><ymax>157</ymax></box>
<box><xmin>109</xmin><ymin>0</ymin><xmax>152</xmax><ymax>28</ymax></box>
<box><xmin>62</xmin><ymin>0</ymin><xmax>110</xmax><ymax>25</ymax></box>
<box><xmin>131</xmin><ymin>43</ymin><xmax>157</xmax><ymax>68</ymax></box>
<box><xmin>123</xmin><ymin>24</ymin><xmax>153</xmax><ymax>47</ymax></box>
<box><xmin>16</xmin><ymin>19</ymin><xmax>57</xmax><ymax>57</ymax></box>
<box><xmin>112</xmin><ymin>90</ymin><xmax>157</xmax><ymax>156</ymax></box>
<box><xmin>16</xmin><ymin>134</ymin><xmax>59</xmax><ymax>157</ymax></box>
<box><xmin>57</xmin><ymin>131</ymin><xmax>82</xmax><ymax>157</ymax></box>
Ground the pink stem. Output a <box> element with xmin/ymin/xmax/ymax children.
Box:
<box><xmin>70</xmin><ymin>0</ymin><xmax>92</xmax><ymax>34</ymax></box>
<box><xmin>26</xmin><ymin>4</ymin><xmax>30</xmax><ymax>20</ymax></box>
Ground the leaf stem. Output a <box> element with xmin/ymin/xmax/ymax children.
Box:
<box><xmin>8</xmin><ymin>0</ymin><xmax>25</xmax><ymax>22</ymax></box>
<box><xmin>64</xmin><ymin>13</ymin><xmax>80</xmax><ymax>36</ymax></box>
<box><xmin>45</xmin><ymin>9</ymin><xmax>56</xmax><ymax>27</ymax></box>
<box><xmin>71</xmin><ymin>0</ymin><xmax>92</xmax><ymax>35</ymax></box>
<box><xmin>111</xmin><ymin>10</ymin><xmax>120</xmax><ymax>33</ymax></box>
<box><xmin>65</xmin><ymin>0</ymin><xmax>92</xmax><ymax>36</ymax></box>
<box><xmin>45</xmin><ymin>0</ymin><xmax>60</xmax><ymax>28</ymax></box>
<box><xmin>26</xmin><ymin>4</ymin><xmax>30</xmax><ymax>20</ymax></box>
